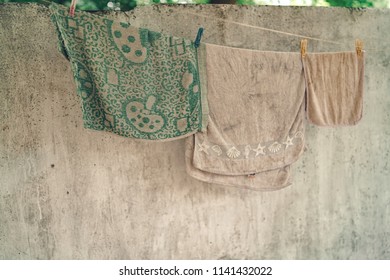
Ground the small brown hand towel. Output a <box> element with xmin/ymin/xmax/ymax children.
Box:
<box><xmin>302</xmin><ymin>51</ymin><xmax>365</xmax><ymax>126</ymax></box>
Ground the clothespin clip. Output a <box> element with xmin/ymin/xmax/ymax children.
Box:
<box><xmin>355</xmin><ymin>39</ymin><xmax>363</xmax><ymax>57</ymax></box>
<box><xmin>69</xmin><ymin>0</ymin><xmax>77</xmax><ymax>17</ymax></box>
<box><xmin>194</xmin><ymin>27</ymin><xmax>204</xmax><ymax>48</ymax></box>
<box><xmin>300</xmin><ymin>39</ymin><xmax>308</xmax><ymax>58</ymax></box>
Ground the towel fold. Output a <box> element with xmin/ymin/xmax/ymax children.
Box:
<box><xmin>185</xmin><ymin>136</ymin><xmax>292</xmax><ymax>191</ymax></box>
<box><xmin>186</xmin><ymin>43</ymin><xmax>306</xmax><ymax>190</ymax></box>
<box><xmin>50</xmin><ymin>3</ymin><xmax>206</xmax><ymax>141</ymax></box>
<box><xmin>302</xmin><ymin>51</ymin><xmax>365</xmax><ymax>126</ymax></box>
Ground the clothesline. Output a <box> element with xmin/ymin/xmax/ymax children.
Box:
<box><xmin>50</xmin><ymin>2</ymin><xmax>366</xmax><ymax>191</ymax></box>
<box><xmin>180</xmin><ymin>11</ymin><xmax>344</xmax><ymax>45</ymax></box>
<box><xmin>178</xmin><ymin>11</ymin><xmax>390</xmax><ymax>52</ymax></box>
<box><xmin>40</xmin><ymin>0</ymin><xmax>387</xmax><ymax>52</ymax></box>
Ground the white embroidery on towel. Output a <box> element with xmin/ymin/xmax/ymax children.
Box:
<box><xmin>197</xmin><ymin>142</ymin><xmax>210</xmax><ymax>154</ymax></box>
<box><xmin>244</xmin><ymin>145</ymin><xmax>252</xmax><ymax>159</ymax></box>
<box><xmin>226</xmin><ymin>146</ymin><xmax>241</xmax><ymax>159</ymax></box>
<box><xmin>283</xmin><ymin>135</ymin><xmax>294</xmax><ymax>150</ymax></box>
<box><xmin>268</xmin><ymin>142</ymin><xmax>282</xmax><ymax>153</ymax></box>
<box><xmin>295</xmin><ymin>131</ymin><xmax>304</xmax><ymax>139</ymax></box>
<box><xmin>253</xmin><ymin>143</ymin><xmax>266</xmax><ymax>157</ymax></box>
<box><xmin>200</xmin><ymin>131</ymin><xmax>304</xmax><ymax>159</ymax></box>
<box><xmin>211</xmin><ymin>145</ymin><xmax>222</xmax><ymax>156</ymax></box>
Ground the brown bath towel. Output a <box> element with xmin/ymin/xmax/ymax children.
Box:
<box><xmin>193</xmin><ymin>44</ymin><xmax>306</xmax><ymax>175</ymax></box>
<box><xmin>186</xmin><ymin>43</ymin><xmax>306</xmax><ymax>190</ymax></box>
<box><xmin>302</xmin><ymin>51</ymin><xmax>365</xmax><ymax>126</ymax></box>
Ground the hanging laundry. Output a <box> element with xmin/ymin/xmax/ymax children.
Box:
<box><xmin>302</xmin><ymin>51</ymin><xmax>365</xmax><ymax>126</ymax></box>
<box><xmin>186</xmin><ymin>43</ymin><xmax>306</xmax><ymax>190</ymax></box>
<box><xmin>49</xmin><ymin>3</ymin><xmax>207</xmax><ymax>141</ymax></box>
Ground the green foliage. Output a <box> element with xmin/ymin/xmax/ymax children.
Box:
<box><xmin>326</xmin><ymin>0</ymin><xmax>388</xmax><ymax>7</ymax></box>
<box><xmin>313</xmin><ymin>0</ymin><xmax>374</xmax><ymax>7</ymax></box>
<box><xmin>69</xmin><ymin>0</ymin><xmax>137</xmax><ymax>11</ymax></box>
<box><xmin>236</xmin><ymin>0</ymin><xmax>255</xmax><ymax>5</ymax></box>
<box><xmin>0</xmin><ymin>0</ymin><xmax>389</xmax><ymax>9</ymax></box>
<box><xmin>0</xmin><ymin>0</ymin><xmax>137</xmax><ymax>10</ymax></box>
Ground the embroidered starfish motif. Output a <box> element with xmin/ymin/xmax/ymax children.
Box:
<box><xmin>253</xmin><ymin>143</ymin><xmax>266</xmax><ymax>157</ymax></box>
<box><xmin>283</xmin><ymin>135</ymin><xmax>294</xmax><ymax>149</ymax></box>
<box><xmin>197</xmin><ymin>142</ymin><xmax>210</xmax><ymax>155</ymax></box>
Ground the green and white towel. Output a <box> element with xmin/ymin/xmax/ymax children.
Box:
<box><xmin>50</xmin><ymin>3</ymin><xmax>207</xmax><ymax>141</ymax></box>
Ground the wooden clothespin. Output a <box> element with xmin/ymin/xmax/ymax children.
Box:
<box><xmin>69</xmin><ymin>0</ymin><xmax>77</xmax><ymax>17</ymax></box>
<box><xmin>300</xmin><ymin>39</ymin><xmax>308</xmax><ymax>58</ymax></box>
<box><xmin>355</xmin><ymin>39</ymin><xmax>364</xmax><ymax>57</ymax></box>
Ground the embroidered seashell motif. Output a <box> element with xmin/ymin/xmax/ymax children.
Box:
<box><xmin>244</xmin><ymin>145</ymin><xmax>252</xmax><ymax>159</ymax></box>
<box><xmin>211</xmin><ymin>145</ymin><xmax>223</xmax><ymax>156</ymax></box>
<box><xmin>294</xmin><ymin>131</ymin><xmax>304</xmax><ymax>140</ymax></box>
<box><xmin>226</xmin><ymin>146</ymin><xmax>241</xmax><ymax>159</ymax></box>
<box><xmin>268</xmin><ymin>142</ymin><xmax>282</xmax><ymax>153</ymax></box>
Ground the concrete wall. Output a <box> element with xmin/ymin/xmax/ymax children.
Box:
<box><xmin>0</xmin><ymin>3</ymin><xmax>389</xmax><ymax>259</ymax></box>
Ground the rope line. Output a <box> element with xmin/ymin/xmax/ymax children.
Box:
<box><xmin>182</xmin><ymin>11</ymin><xmax>344</xmax><ymax>45</ymax></box>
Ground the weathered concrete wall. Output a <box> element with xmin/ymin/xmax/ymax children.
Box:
<box><xmin>1</xmin><ymin>3</ymin><xmax>389</xmax><ymax>259</ymax></box>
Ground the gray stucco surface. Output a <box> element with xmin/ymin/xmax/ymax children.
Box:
<box><xmin>0</xmin><ymin>3</ymin><xmax>389</xmax><ymax>259</ymax></box>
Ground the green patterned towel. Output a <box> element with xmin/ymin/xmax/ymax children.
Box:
<box><xmin>50</xmin><ymin>3</ymin><xmax>206</xmax><ymax>141</ymax></box>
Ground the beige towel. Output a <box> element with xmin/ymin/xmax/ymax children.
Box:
<box><xmin>185</xmin><ymin>136</ymin><xmax>292</xmax><ymax>191</ymax></box>
<box><xmin>302</xmin><ymin>52</ymin><xmax>365</xmax><ymax>126</ymax></box>
<box><xmin>186</xmin><ymin>44</ymin><xmax>306</xmax><ymax>190</ymax></box>
<box><xmin>192</xmin><ymin>44</ymin><xmax>306</xmax><ymax>175</ymax></box>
